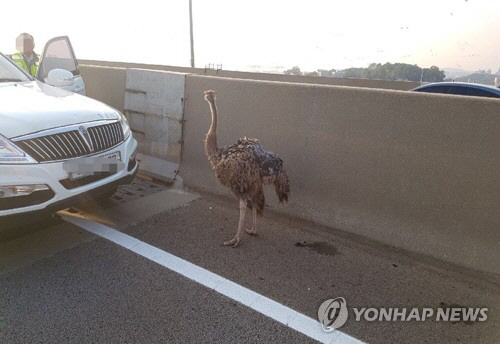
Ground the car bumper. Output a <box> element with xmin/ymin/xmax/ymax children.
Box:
<box><xmin>0</xmin><ymin>135</ymin><xmax>138</xmax><ymax>226</ymax></box>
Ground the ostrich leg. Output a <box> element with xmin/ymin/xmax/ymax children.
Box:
<box><xmin>245</xmin><ymin>207</ymin><xmax>258</xmax><ymax>236</ymax></box>
<box><xmin>224</xmin><ymin>199</ymin><xmax>247</xmax><ymax>247</ymax></box>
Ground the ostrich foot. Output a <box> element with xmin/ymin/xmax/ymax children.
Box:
<box><xmin>223</xmin><ymin>199</ymin><xmax>247</xmax><ymax>248</ymax></box>
<box><xmin>245</xmin><ymin>228</ymin><xmax>257</xmax><ymax>236</ymax></box>
<box><xmin>223</xmin><ymin>236</ymin><xmax>241</xmax><ymax>247</ymax></box>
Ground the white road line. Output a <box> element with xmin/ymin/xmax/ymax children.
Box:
<box><xmin>61</xmin><ymin>213</ymin><xmax>364</xmax><ymax>344</ymax></box>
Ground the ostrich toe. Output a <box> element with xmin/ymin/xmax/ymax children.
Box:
<box><xmin>223</xmin><ymin>236</ymin><xmax>241</xmax><ymax>247</ymax></box>
<box><xmin>245</xmin><ymin>228</ymin><xmax>257</xmax><ymax>235</ymax></box>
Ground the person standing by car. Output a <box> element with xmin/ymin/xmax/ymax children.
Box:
<box><xmin>9</xmin><ymin>33</ymin><xmax>39</xmax><ymax>77</ymax></box>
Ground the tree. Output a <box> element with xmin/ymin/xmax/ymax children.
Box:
<box><xmin>284</xmin><ymin>66</ymin><xmax>302</xmax><ymax>75</ymax></box>
<box><xmin>422</xmin><ymin>66</ymin><xmax>445</xmax><ymax>82</ymax></box>
<box><xmin>342</xmin><ymin>62</ymin><xmax>445</xmax><ymax>82</ymax></box>
<box><xmin>342</xmin><ymin>67</ymin><xmax>368</xmax><ymax>79</ymax></box>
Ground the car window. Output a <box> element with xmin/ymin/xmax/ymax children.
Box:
<box><xmin>0</xmin><ymin>54</ymin><xmax>31</xmax><ymax>82</ymax></box>
<box><xmin>38</xmin><ymin>39</ymin><xmax>78</xmax><ymax>80</ymax></box>
<box><xmin>417</xmin><ymin>85</ymin><xmax>451</xmax><ymax>94</ymax></box>
<box><xmin>447</xmin><ymin>86</ymin><xmax>500</xmax><ymax>98</ymax></box>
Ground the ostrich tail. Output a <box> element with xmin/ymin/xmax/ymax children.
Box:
<box><xmin>274</xmin><ymin>168</ymin><xmax>290</xmax><ymax>203</ymax></box>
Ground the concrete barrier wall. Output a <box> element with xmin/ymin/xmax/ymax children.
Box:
<box><xmin>180</xmin><ymin>75</ymin><xmax>500</xmax><ymax>275</ymax></box>
<box><xmin>78</xmin><ymin>63</ymin><xmax>500</xmax><ymax>274</ymax></box>
<box><xmin>124</xmin><ymin>69</ymin><xmax>187</xmax><ymax>181</ymax></box>
<box><xmin>79</xmin><ymin>65</ymin><xmax>126</xmax><ymax>112</ymax></box>
<box><xmin>79</xmin><ymin>65</ymin><xmax>186</xmax><ymax>181</ymax></box>
<box><xmin>79</xmin><ymin>59</ymin><xmax>420</xmax><ymax>91</ymax></box>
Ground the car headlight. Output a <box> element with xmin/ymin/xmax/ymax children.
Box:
<box><xmin>117</xmin><ymin>111</ymin><xmax>131</xmax><ymax>139</ymax></box>
<box><xmin>0</xmin><ymin>134</ymin><xmax>36</xmax><ymax>164</ymax></box>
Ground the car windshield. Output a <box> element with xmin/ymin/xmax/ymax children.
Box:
<box><xmin>0</xmin><ymin>53</ymin><xmax>31</xmax><ymax>82</ymax></box>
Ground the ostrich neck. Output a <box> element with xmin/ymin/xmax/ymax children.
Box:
<box><xmin>205</xmin><ymin>99</ymin><xmax>219</xmax><ymax>158</ymax></box>
<box><xmin>208</xmin><ymin>100</ymin><xmax>218</xmax><ymax>135</ymax></box>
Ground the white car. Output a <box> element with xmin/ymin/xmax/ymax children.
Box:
<box><xmin>0</xmin><ymin>37</ymin><xmax>138</xmax><ymax>228</ymax></box>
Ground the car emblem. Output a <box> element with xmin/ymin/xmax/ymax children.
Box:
<box><xmin>78</xmin><ymin>125</ymin><xmax>94</xmax><ymax>152</ymax></box>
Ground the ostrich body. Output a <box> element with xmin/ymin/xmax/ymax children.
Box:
<box><xmin>203</xmin><ymin>90</ymin><xmax>290</xmax><ymax>247</ymax></box>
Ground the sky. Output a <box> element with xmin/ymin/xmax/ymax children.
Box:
<box><xmin>2</xmin><ymin>0</ymin><xmax>499</xmax><ymax>73</ymax></box>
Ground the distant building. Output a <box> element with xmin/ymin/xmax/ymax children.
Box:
<box><xmin>318</xmin><ymin>69</ymin><xmax>334</xmax><ymax>77</ymax></box>
<box><xmin>262</xmin><ymin>66</ymin><xmax>285</xmax><ymax>74</ymax></box>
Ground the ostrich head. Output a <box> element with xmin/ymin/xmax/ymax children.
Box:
<box><xmin>204</xmin><ymin>90</ymin><xmax>216</xmax><ymax>103</ymax></box>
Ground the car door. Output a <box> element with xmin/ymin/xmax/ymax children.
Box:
<box><xmin>36</xmin><ymin>36</ymin><xmax>86</xmax><ymax>95</ymax></box>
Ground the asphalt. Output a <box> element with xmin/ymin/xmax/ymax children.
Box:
<box><xmin>0</xmin><ymin>179</ymin><xmax>499</xmax><ymax>343</ymax></box>
<box><xmin>0</xmin><ymin>228</ymin><xmax>314</xmax><ymax>344</ymax></box>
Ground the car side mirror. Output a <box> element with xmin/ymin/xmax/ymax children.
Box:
<box><xmin>45</xmin><ymin>68</ymin><xmax>74</xmax><ymax>87</ymax></box>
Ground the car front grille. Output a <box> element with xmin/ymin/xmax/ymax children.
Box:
<box><xmin>15</xmin><ymin>121</ymin><xmax>124</xmax><ymax>163</ymax></box>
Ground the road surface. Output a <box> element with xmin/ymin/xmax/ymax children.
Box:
<box><xmin>1</xmin><ymin>178</ymin><xmax>499</xmax><ymax>343</ymax></box>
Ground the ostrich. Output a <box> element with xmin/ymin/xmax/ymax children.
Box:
<box><xmin>203</xmin><ymin>90</ymin><xmax>290</xmax><ymax>247</ymax></box>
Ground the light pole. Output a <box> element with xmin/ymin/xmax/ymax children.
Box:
<box><xmin>189</xmin><ymin>0</ymin><xmax>195</xmax><ymax>68</ymax></box>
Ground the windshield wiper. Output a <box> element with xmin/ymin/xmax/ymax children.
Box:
<box><xmin>0</xmin><ymin>78</ymin><xmax>25</xmax><ymax>82</ymax></box>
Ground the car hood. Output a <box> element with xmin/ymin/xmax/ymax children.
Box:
<box><xmin>0</xmin><ymin>81</ymin><xmax>119</xmax><ymax>139</ymax></box>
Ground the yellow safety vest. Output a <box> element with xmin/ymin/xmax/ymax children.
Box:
<box><xmin>10</xmin><ymin>52</ymin><xmax>39</xmax><ymax>77</ymax></box>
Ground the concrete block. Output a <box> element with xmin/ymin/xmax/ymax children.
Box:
<box><xmin>137</xmin><ymin>153</ymin><xmax>178</xmax><ymax>182</ymax></box>
<box><xmin>126</xmin><ymin>69</ymin><xmax>186</xmax><ymax>119</ymax></box>
<box><xmin>124</xmin><ymin>69</ymin><xmax>187</xmax><ymax>179</ymax></box>
<box><xmin>126</xmin><ymin>111</ymin><xmax>146</xmax><ymax>133</ymax></box>
<box><xmin>124</xmin><ymin>91</ymin><xmax>146</xmax><ymax>114</ymax></box>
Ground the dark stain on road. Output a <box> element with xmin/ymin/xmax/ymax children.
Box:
<box><xmin>438</xmin><ymin>302</ymin><xmax>481</xmax><ymax>325</ymax></box>
<box><xmin>294</xmin><ymin>241</ymin><xmax>338</xmax><ymax>257</ymax></box>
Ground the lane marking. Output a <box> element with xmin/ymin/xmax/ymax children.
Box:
<box><xmin>61</xmin><ymin>213</ymin><xmax>364</xmax><ymax>344</ymax></box>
